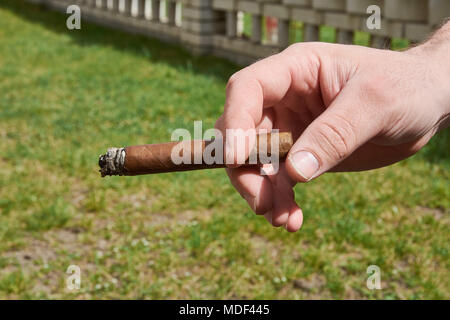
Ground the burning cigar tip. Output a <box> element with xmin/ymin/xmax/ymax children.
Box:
<box><xmin>99</xmin><ymin>147</ymin><xmax>126</xmax><ymax>177</ymax></box>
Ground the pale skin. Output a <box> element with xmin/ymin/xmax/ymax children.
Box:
<box><xmin>215</xmin><ymin>22</ymin><xmax>450</xmax><ymax>232</ymax></box>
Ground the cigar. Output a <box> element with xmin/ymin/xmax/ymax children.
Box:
<box><xmin>99</xmin><ymin>132</ymin><xmax>293</xmax><ymax>177</ymax></box>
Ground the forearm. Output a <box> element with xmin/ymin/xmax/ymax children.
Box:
<box><xmin>408</xmin><ymin>21</ymin><xmax>450</xmax><ymax>130</ymax></box>
<box><xmin>425</xmin><ymin>20</ymin><xmax>450</xmax><ymax>52</ymax></box>
<box><xmin>409</xmin><ymin>21</ymin><xmax>450</xmax><ymax>58</ymax></box>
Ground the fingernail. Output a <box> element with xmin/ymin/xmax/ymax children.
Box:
<box><xmin>289</xmin><ymin>151</ymin><xmax>319</xmax><ymax>181</ymax></box>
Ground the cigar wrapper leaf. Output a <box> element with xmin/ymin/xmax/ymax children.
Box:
<box><xmin>99</xmin><ymin>132</ymin><xmax>293</xmax><ymax>177</ymax></box>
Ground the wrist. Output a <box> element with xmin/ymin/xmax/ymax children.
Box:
<box><xmin>407</xmin><ymin>22</ymin><xmax>450</xmax><ymax>127</ymax></box>
<box><xmin>407</xmin><ymin>21</ymin><xmax>450</xmax><ymax>60</ymax></box>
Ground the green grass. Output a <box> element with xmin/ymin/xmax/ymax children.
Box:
<box><xmin>0</xmin><ymin>0</ymin><xmax>449</xmax><ymax>299</ymax></box>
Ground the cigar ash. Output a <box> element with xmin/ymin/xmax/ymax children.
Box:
<box><xmin>99</xmin><ymin>147</ymin><xmax>126</xmax><ymax>177</ymax></box>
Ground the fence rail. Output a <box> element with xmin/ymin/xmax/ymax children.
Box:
<box><xmin>28</xmin><ymin>0</ymin><xmax>450</xmax><ymax>65</ymax></box>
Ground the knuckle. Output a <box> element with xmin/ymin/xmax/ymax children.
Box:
<box><xmin>314</xmin><ymin>116</ymin><xmax>356</xmax><ymax>161</ymax></box>
<box><xmin>227</xmin><ymin>64</ymin><xmax>263</xmax><ymax>93</ymax></box>
<box><xmin>285</xmin><ymin>42</ymin><xmax>306</xmax><ymax>53</ymax></box>
<box><xmin>226</xmin><ymin>71</ymin><xmax>244</xmax><ymax>91</ymax></box>
<box><xmin>285</xmin><ymin>41</ymin><xmax>325</xmax><ymax>54</ymax></box>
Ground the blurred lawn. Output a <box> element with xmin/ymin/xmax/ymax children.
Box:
<box><xmin>0</xmin><ymin>1</ymin><xmax>449</xmax><ymax>299</ymax></box>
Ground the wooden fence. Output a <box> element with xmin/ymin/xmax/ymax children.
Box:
<box><xmin>28</xmin><ymin>0</ymin><xmax>450</xmax><ymax>65</ymax></box>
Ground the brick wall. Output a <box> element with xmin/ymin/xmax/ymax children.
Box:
<box><xmin>29</xmin><ymin>0</ymin><xmax>450</xmax><ymax>65</ymax></box>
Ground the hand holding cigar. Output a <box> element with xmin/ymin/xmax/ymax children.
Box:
<box><xmin>99</xmin><ymin>132</ymin><xmax>293</xmax><ymax>177</ymax></box>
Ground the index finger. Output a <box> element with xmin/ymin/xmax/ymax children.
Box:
<box><xmin>218</xmin><ymin>51</ymin><xmax>296</xmax><ymax>165</ymax></box>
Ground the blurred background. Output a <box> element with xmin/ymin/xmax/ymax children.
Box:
<box><xmin>0</xmin><ymin>0</ymin><xmax>448</xmax><ymax>299</ymax></box>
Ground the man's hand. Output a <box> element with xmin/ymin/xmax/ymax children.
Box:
<box><xmin>215</xmin><ymin>23</ymin><xmax>450</xmax><ymax>232</ymax></box>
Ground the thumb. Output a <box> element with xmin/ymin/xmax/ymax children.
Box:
<box><xmin>286</xmin><ymin>89</ymin><xmax>381</xmax><ymax>182</ymax></box>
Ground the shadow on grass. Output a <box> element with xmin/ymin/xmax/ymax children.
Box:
<box><xmin>1</xmin><ymin>0</ymin><xmax>239</xmax><ymax>82</ymax></box>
